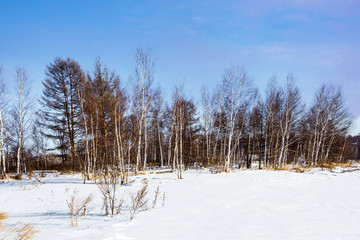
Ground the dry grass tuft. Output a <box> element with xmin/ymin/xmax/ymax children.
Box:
<box><xmin>0</xmin><ymin>212</ymin><xmax>8</xmax><ymax>221</ymax></box>
<box><xmin>0</xmin><ymin>212</ymin><xmax>38</xmax><ymax>240</ymax></box>
<box><xmin>7</xmin><ymin>223</ymin><xmax>38</xmax><ymax>240</ymax></box>
<box><xmin>292</xmin><ymin>167</ymin><xmax>305</xmax><ymax>173</ymax></box>
<box><xmin>0</xmin><ymin>212</ymin><xmax>8</xmax><ymax>231</ymax></box>
<box><xmin>27</xmin><ymin>171</ymin><xmax>33</xmax><ymax>180</ymax></box>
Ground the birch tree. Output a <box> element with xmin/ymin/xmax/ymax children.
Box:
<box><xmin>0</xmin><ymin>68</ymin><xmax>7</xmax><ymax>177</ymax></box>
<box><xmin>170</xmin><ymin>86</ymin><xmax>185</xmax><ymax>179</ymax></box>
<box><xmin>307</xmin><ymin>84</ymin><xmax>350</xmax><ymax>165</ymax></box>
<box><xmin>221</xmin><ymin>66</ymin><xmax>252</xmax><ymax>172</ymax></box>
<box><xmin>277</xmin><ymin>76</ymin><xmax>303</xmax><ymax>167</ymax></box>
<box><xmin>150</xmin><ymin>88</ymin><xmax>164</xmax><ymax>167</ymax></box>
<box><xmin>12</xmin><ymin>68</ymin><xmax>32</xmax><ymax>175</ymax></box>
<box><xmin>132</xmin><ymin>48</ymin><xmax>154</xmax><ymax>173</ymax></box>
<box><xmin>263</xmin><ymin>79</ymin><xmax>283</xmax><ymax>167</ymax></box>
<box><xmin>201</xmin><ymin>86</ymin><xmax>212</xmax><ymax>166</ymax></box>
<box><xmin>113</xmin><ymin>83</ymin><xmax>127</xmax><ymax>183</ymax></box>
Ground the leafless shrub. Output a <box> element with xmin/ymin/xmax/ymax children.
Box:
<box><xmin>0</xmin><ymin>212</ymin><xmax>38</xmax><ymax>240</ymax></box>
<box><xmin>66</xmin><ymin>188</ymin><xmax>92</xmax><ymax>227</ymax></box>
<box><xmin>33</xmin><ymin>175</ymin><xmax>43</xmax><ymax>185</ymax></box>
<box><xmin>129</xmin><ymin>183</ymin><xmax>149</xmax><ymax>221</ymax></box>
<box><xmin>210</xmin><ymin>165</ymin><xmax>224</xmax><ymax>174</ymax></box>
<box><xmin>152</xmin><ymin>186</ymin><xmax>160</xmax><ymax>209</ymax></box>
<box><xmin>93</xmin><ymin>173</ymin><xmax>102</xmax><ymax>184</ymax></box>
<box><xmin>97</xmin><ymin>171</ymin><xmax>124</xmax><ymax>216</ymax></box>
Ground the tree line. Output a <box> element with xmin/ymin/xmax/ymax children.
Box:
<box><xmin>0</xmin><ymin>48</ymin><xmax>353</xmax><ymax>179</ymax></box>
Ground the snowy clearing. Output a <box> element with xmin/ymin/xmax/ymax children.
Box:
<box><xmin>1</xmin><ymin>169</ymin><xmax>360</xmax><ymax>240</ymax></box>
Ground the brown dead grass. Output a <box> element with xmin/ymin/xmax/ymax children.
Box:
<box><xmin>155</xmin><ymin>170</ymin><xmax>173</xmax><ymax>174</ymax></box>
<box><xmin>263</xmin><ymin>164</ymin><xmax>312</xmax><ymax>173</ymax></box>
<box><xmin>0</xmin><ymin>212</ymin><xmax>38</xmax><ymax>240</ymax></box>
<box><xmin>0</xmin><ymin>212</ymin><xmax>8</xmax><ymax>231</ymax></box>
<box><xmin>262</xmin><ymin>161</ymin><xmax>355</xmax><ymax>173</ymax></box>
<box><xmin>263</xmin><ymin>165</ymin><xmax>291</xmax><ymax>171</ymax></box>
<box><xmin>27</xmin><ymin>171</ymin><xmax>33</xmax><ymax>180</ymax></box>
<box><xmin>319</xmin><ymin>161</ymin><xmax>354</xmax><ymax>170</ymax></box>
<box><xmin>7</xmin><ymin>223</ymin><xmax>38</xmax><ymax>240</ymax></box>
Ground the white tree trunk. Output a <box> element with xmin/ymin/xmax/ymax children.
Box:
<box><xmin>16</xmin><ymin>71</ymin><xmax>24</xmax><ymax>175</ymax></box>
<box><xmin>0</xmin><ymin>110</ymin><xmax>5</xmax><ymax>175</ymax></box>
<box><xmin>157</xmin><ymin>120</ymin><xmax>164</xmax><ymax>167</ymax></box>
<box><xmin>143</xmin><ymin>118</ymin><xmax>148</xmax><ymax>171</ymax></box>
<box><xmin>136</xmin><ymin>122</ymin><xmax>142</xmax><ymax>174</ymax></box>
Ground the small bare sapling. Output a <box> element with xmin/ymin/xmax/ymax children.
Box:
<box><xmin>97</xmin><ymin>171</ymin><xmax>124</xmax><ymax>216</ymax></box>
<box><xmin>129</xmin><ymin>183</ymin><xmax>149</xmax><ymax>221</ymax></box>
<box><xmin>66</xmin><ymin>188</ymin><xmax>92</xmax><ymax>227</ymax></box>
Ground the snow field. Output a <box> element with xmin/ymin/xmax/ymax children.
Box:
<box><xmin>1</xmin><ymin>169</ymin><xmax>360</xmax><ymax>239</ymax></box>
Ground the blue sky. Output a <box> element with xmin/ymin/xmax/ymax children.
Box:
<box><xmin>1</xmin><ymin>0</ymin><xmax>360</xmax><ymax>131</ymax></box>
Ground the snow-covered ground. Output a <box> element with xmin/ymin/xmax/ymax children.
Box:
<box><xmin>1</xmin><ymin>168</ymin><xmax>360</xmax><ymax>239</ymax></box>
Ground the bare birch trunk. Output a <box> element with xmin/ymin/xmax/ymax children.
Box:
<box><xmin>136</xmin><ymin>123</ymin><xmax>142</xmax><ymax>174</ymax></box>
<box><xmin>16</xmin><ymin>69</ymin><xmax>24</xmax><ymax>176</ymax></box>
<box><xmin>179</xmin><ymin>106</ymin><xmax>184</xmax><ymax>179</ymax></box>
<box><xmin>143</xmin><ymin>118</ymin><xmax>148</xmax><ymax>171</ymax></box>
<box><xmin>157</xmin><ymin>120</ymin><xmax>164</xmax><ymax>167</ymax></box>
<box><xmin>78</xmin><ymin>90</ymin><xmax>90</xmax><ymax>183</ymax></box>
<box><xmin>0</xmin><ymin>110</ymin><xmax>5</xmax><ymax>176</ymax></box>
